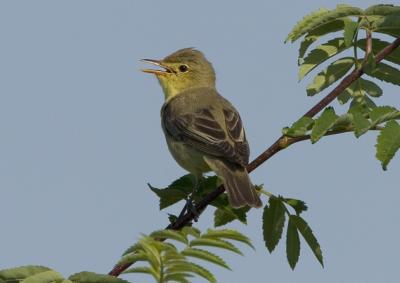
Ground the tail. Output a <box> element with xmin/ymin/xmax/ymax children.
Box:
<box><xmin>204</xmin><ymin>156</ymin><xmax>262</xmax><ymax>208</ymax></box>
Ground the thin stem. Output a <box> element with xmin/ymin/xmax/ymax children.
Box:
<box><xmin>108</xmin><ymin>36</ymin><xmax>400</xmax><ymax>277</ymax></box>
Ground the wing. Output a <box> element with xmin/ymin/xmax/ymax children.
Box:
<box><xmin>162</xmin><ymin>105</ymin><xmax>250</xmax><ymax>166</ymax></box>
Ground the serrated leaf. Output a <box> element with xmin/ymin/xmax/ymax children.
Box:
<box><xmin>283</xmin><ymin>198</ymin><xmax>308</xmax><ymax>215</ymax></box>
<box><xmin>287</xmin><ymin>5</ymin><xmax>363</xmax><ymax>43</ymax></box>
<box><xmin>262</xmin><ymin>197</ymin><xmax>286</xmax><ymax>253</ymax></box>
<box><xmin>370</xmin><ymin>106</ymin><xmax>400</xmax><ymax>127</ymax></box>
<box><xmin>365</xmin><ymin>62</ymin><xmax>400</xmax><ymax>86</ymax></box>
<box><xmin>307</xmin><ymin>57</ymin><xmax>354</xmax><ymax>96</ymax></box>
<box><xmin>291</xmin><ymin>215</ymin><xmax>324</xmax><ymax>267</ymax></box>
<box><xmin>149</xmin><ymin>174</ymin><xmax>194</xmax><ymax>210</ymax></box>
<box><xmin>163</xmin><ymin>273</ymin><xmax>192</xmax><ymax>283</ymax></box>
<box><xmin>372</xmin><ymin>13</ymin><xmax>400</xmax><ymax>32</ymax></box>
<box><xmin>364</xmin><ymin>4</ymin><xmax>400</xmax><ymax>16</ymax></box>
<box><xmin>117</xmin><ymin>251</ymin><xmax>147</xmax><ymax>266</ymax></box>
<box><xmin>337</xmin><ymin>91</ymin><xmax>351</xmax><ymax>104</ymax></box>
<box><xmin>166</xmin><ymin>261</ymin><xmax>216</xmax><ymax>283</ymax></box>
<box><xmin>213</xmin><ymin>206</ymin><xmax>249</xmax><ymax>227</ymax></box>
<box><xmin>181</xmin><ymin>226</ymin><xmax>201</xmax><ymax>238</ymax></box>
<box><xmin>349</xmin><ymin>109</ymin><xmax>371</xmax><ymax>137</ymax></box>
<box><xmin>362</xmin><ymin>79</ymin><xmax>383</xmax><ymax>97</ymax></box>
<box><xmin>190</xmin><ymin>238</ymin><xmax>242</xmax><ymax>255</ymax></box>
<box><xmin>0</xmin><ymin>266</ymin><xmax>51</xmax><ymax>282</ymax></box>
<box><xmin>123</xmin><ymin>266</ymin><xmax>160</xmax><ymax>281</ymax></box>
<box><xmin>286</xmin><ymin>8</ymin><xmax>330</xmax><ymax>43</ymax></box>
<box><xmin>299</xmin><ymin>38</ymin><xmax>351</xmax><ymax>80</ymax></box>
<box><xmin>376</xmin><ymin>120</ymin><xmax>400</xmax><ymax>170</ymax></box>
<box><xmin>286</xmin><ymin>216</ymin><xmax>301</xmax><ymax>270</ymax></box>
<box><xmin>203</xmin><ymin>229</ymin><xmax>254</xmax><ymax>249</ymax></box>
<box><xmin>69</xmin><ymin>272</ymin><xmax>130</xmax><ymax>283</ymax></box>
<box><xmin>21</xmin><ymin>270</ymin><xmax>64</xmax><ymax>283</ymax></box>
<box><xmin>331</xmin><ymin>113</ymin><xmax>353</xmax><ymax>131</ymax></box>
<box><xmin>150</xmin><ymin>230</ymin><xmax>188</xmax><ymax>244</ymax></box>
<box><xmin>298</xmin><ymin>19</ymin><xmax>348</xmax><ymax>60</ymax></box>
<box><xmin>343</xmin><ymin>20</ymin><xmax>358</xmax><ymax>47</ymax></box>
<box><xmin>311</xmin><ymin>107</ymin><xmax>339</xmax><ymax>143</ymax></box>
<box><xmin>358</xmin><ymin>38</ymin><xmax>400</xmax><ymax>66</ymax></box>
<box><xmin>282</xmin><ymin>117</ymin><xmax>314</xmax><ymax>137</ymax></box>
<box><xmin>181</xmin><ymin>248</ymin><xmax>230</xmax><ymax>269</ymax></box>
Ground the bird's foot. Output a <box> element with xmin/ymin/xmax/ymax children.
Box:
<box><xmin>185</xmin><ymin>196</ymin><xmax>200</xmax><ymax>222</ymax></box>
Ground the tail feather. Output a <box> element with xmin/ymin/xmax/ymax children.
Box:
<box><xmin>204</xmin><ymin>157</ymin><xmax>262</xmax><ymax>208</ymax></box>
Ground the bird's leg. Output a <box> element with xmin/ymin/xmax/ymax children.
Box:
<box><xmin>185</xmin><ymin>174</ymin><xmax>203</xmax><ymax>221</ymax></box>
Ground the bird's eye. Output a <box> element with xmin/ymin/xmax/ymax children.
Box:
<box><xmin>178</xmin><ymin>65</ymin><xmax>188</xmax><ymax>72</ymax></box>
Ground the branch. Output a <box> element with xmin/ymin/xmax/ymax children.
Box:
<box><xmin>108</xmin><ymin>36</ymin><xmax>400</xmax><ymax>277</ymax></box>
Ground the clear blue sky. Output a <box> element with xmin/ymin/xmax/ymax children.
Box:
<box><xmin>1</xmin><ymin>1</ymin><xmax>399</xmax><ymax>282</ymax></box>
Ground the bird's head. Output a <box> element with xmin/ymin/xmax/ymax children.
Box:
<box><xmin>141</xmin><ymin>48</ymin><xmax>216</xmax><ymax>101</ymax></box>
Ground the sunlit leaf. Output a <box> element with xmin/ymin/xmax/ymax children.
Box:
<box><xmin>21</xmin><ymin>271</ymin><xmax>64</xmax><ymax>283</ymax></box>
<box><xmin>311</xmin><ymin>107</ymin><xmax>339</xmax><ymax>143</ymax></box>
<box><xmin>365</xmin><ymin>62</ymin><xmax>400</xmax><ymax>86</ymax></box>
<box><xmin>69</xmin><ymin>271</ymin><xmax>130</xmax><ymax>283</ymax></box>
<box><xmin>299</xmin><ymin>38</ymin><xmax>350</xmax><ymax>80</ymax></box>
<box><xmin>182</xmin><ymin>248</ymin><xmax>230</xmax><ymax>269</ymax></box>
<box><xmin>282</xmin><ymin>117</ymin><xmax>314</xmax><ymax>137</ymax></box>
<box><xmin>203</xmin><ymin>229</ymin><xmax>254</xmax><ymax>249</ymax></box>
<box><xmin>343</xmin><ymin>20</ymin><xmax>358</xmax><ymax>47</ymax></box>
<box><xmin>306</xmin><ymin>57</ymin><xmax>354</xmax><ymax>96</ymax></box>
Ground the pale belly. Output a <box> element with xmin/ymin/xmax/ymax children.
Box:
<box><xmin>165</xmin><ymin>137</ymin><xmax>211</xmax><ymax>175</ymax></box>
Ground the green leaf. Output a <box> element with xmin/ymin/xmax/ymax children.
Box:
<box><xmin>363</xmin><ymin>52</ymin><xmax>377</xmax><ymax>74</ymax></box>
<box><xmin>286</xmin><ymin>216</ymin><xmax>301</xmax><ymax>270</ymax></box>
<box><xmin>311</xmin><ymin>107</ymin><xmax>339</xmax><ymax>143</ymax></box>
<box><xmin>149</xmin><ymin>174</ymin><xmax>194</xmax><ymax>210</ymax></box>
<box><xmin>0</xmin><ymin>266</ymin><xmax>51</xmax><ymax>282</ymax></box>
<box><xmin>298</xmin><ymin>19</ymin><xmax>348</xmax><ymax>61</ymax></box>
<box><xmin>286</xmin><ymin>8</ymin><xmax>330</xmax><ymax>43</ymax></box>
<box><xmin>21</xmin><ymin>271</ymin><xmax>64</xmax><ymax>283</ymax></box>
<box><xmin>163</xmin><ymin>273</ymin><xmax>192</xmax><ymax>283</ymax></box>
<box><xmin>337</xmin><ymin>91</ymin><xmax>351</xmax><ymax>104</ymax></box>
<box><xmin>213</xmin><ymin>206</ymin><xmax>249</xmax><ymax>227</ymax></box>
<box><xmin>365</xmin><ymin>62</ymin><xmax>400</xmax><ymax>86</ymax></box>
<box><xmin>283</xmin><ymin>198</ymin><xmax>308</xmax><ymax>215</ymax></box>
<box><xmin>282</xmin><ymin>117</ymin><xmax>314</xmax><ymax>137</ymax></box>
<box><xmin>364</xmin><ymin>4</ymin><xmax>400</xmax><ymax>16</ymax></box>
<box><xmin>376</xmin><ymin>120</ymin><xmax>400</xmax><ymax>170</ymax></box>
<box><xmin>69</xmin><ymin>272</ymin><xmax>130</xmax><ymax>283</ymax></box>
<box><xmin>370</xmin><ymin>106</ymin><xmax>400</xmax><ymax>127</ymax></box>
<box><xmin>351</xmin><ymin>111</ymin><xmax>371</xmax><ymax>138</ymax></box>
<box><xmin>330</xmin><ymin>113</ymin><xmax>353</xmax><ymax>131</ymax></box>
<box><xmin>181</xmin><ymin>226</ymin><xmax>201</xmax><ymax>238</ymax></box>
<box><xmin>362</xmin><ymin>79</ymin><xmax>383</xmax><ymax>97</ymax></box>
<box><xmin>262</xmin><ymin>197</ymin><xmax>286</xmax><ymax>253</ymax></box>
<box><xmin>343</xmin><ymin>20</ymin><xmax>358</xmax><ymax>47</ymax></box>
<box><xmin>299</xmin><ymin>38</ymin><xmax>351</xmax><ymax>80</ymax></box>
<box><xmin>190</xmin><ymin>238</ymin><xmax>242</xmax><ymax>255</ymax></box>
<box><xmin>358</xmin><ymin>38</ymin><xmax>400</xmax><ymax>66</ymax></box>
<box><xmin>117</xmin><ymin>251</ymin><xmax>147</xmax><ymax>266</ymax></box>
<box><xmin>123</xmin><ymin>266</ymin><xmax>160</xmax><ymax>281</ymax></box>
<box><xmin>286</xmin><ymin>5</ymin><xmax>363</xmax><ymax>43</ymax></box>
<box><xmin>306</xmin><ymin>57</ymin><xmax>354</xmax><ymax>96</ymax></box>
<box><xmin>372</xmin><ymin>13</ymin><xmax>400</xmax><ymax>32</ymax></box>
<box><xmin>291</xmin><ymin>215</ymin><xmax>324</xmax><ymax>267</ymax></box>
<box><xmin>181</xmin><ymin>248</ymin><xmax>230</xmax><ymax>269</ymax></box>
<box><xmin>203</xmin><ymin>229</ymin><xmax>254</xmax><ymax>249</ymax></box>
<box><xmin>166</xmin><ymin>261</ymin><xmax>216</xmax><ymax>283</ymax></box>
<box><xmin>150</xmin><ymin>230</ymin><xmax>188</xmax><ymax>244</ymax></box>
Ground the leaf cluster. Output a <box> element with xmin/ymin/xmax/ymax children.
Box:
<box><xmin>119</xmin><ymin>228</ymin><xmax>253</xmax><ymax>283</ymax></box>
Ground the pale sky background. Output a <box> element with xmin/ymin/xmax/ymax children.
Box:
<box><xmin>1</xmin><ymin>1</ymin><xmax>399</xmax><ymax>283</ymax></box>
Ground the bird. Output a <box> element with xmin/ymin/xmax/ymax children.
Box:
<box><xmin>141</xmin><ymin>48</ymin><xmax>262</xmax><ymax>208</ymax></box>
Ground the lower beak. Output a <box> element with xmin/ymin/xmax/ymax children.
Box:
<box><xmin>140</xmin><ymin>59</ymin><xmax>173</xmax><ymax>75</ymax></box>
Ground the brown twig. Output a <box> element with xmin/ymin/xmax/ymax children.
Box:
<box><xmin>108</xmin><ymin>36</ymin><xmax>400</xmax><ymax>277</ymax></box>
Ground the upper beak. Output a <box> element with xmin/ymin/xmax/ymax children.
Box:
<box><xmin>140</xmin><ymin>59</ymin><xmax>174</xmax><ymax>75</ymax></box>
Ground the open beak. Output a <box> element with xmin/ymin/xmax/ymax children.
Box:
<box><xmin>140</xmin><ymin>59</ymin><xmax>174</xmax><ymax>75</ymax></box>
